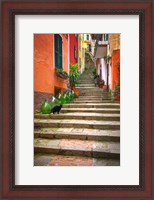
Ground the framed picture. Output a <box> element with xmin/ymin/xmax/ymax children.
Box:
<box><xmin>1</xmin><ymin>0</ymin><xmax>153</xmax><ymax>199</ymax></box>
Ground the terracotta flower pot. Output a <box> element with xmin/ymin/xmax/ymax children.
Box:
<box><xmin>73</xmin><ymin>87</ymin><xmax>80</xmax><ymax>97</ymax></box>
<box><xmin>115</xmin><ymin>96</ymin><xmax>120</xmax><ymax>101</ymax></box>
<box><xmin>103</xmin><ymin>85</ymin><xmax>107</xmax><ymax>91</ymax></box>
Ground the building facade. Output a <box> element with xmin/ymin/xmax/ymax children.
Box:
<box><xmin>94</xmin><ymin>34</ymin><xmax>109</xmax><ymax>89</ymax></box>
<box><xmin>78</xmin><ymin>34</ymin><xmax>86</xmax><ymax>74</ymax></box>
<box><xmin>34</xmin><ymin>34</ymin><xmax>69</xmax><ymax>111</ymax></box>
<box><xmin>93</xmin><ymin>33</ymin><xmax>120</xmax><ymax>91</ymax></box>
<box><xmin>109</xmin><ymin>34</ymin><xmax>120</xmax><ymax>90</ymax></box>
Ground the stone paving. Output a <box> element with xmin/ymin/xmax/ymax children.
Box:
<box><xmin>63</xmin><ymin>103</ymin><xmax>120</xmax><ymax>108</ymax></box>
<box><xmin>34</xmin><ymin>67</ymin><xmax>120</xmax><ymax>166</ymax></box>
<box><xmin>34</xmin><ymin>138</ymin><xmax>120</xmax><ymax>158</ymax></box>
<box><xmin>34</xmin><ymin>127</ymin><xmax>120</xmax><ymax>142</ymax></box>
<box><xmin>61</xmin><ymin>108</ymin><xmax>120</xmax><ymax>114</ymax></box>
<box><xmin>34</xmin><ymin>119</ymin><xmax>120</xmax><ymax>130</ymax></box>
<box><xmin>35</xmin><ymin>112</ymin><xmax>120</xmax><ymax>121</ymax></box>
<box><xmin>34</xmin><ymin>154</ymin><xmax>120</xmax><ymax>166</ymax></box>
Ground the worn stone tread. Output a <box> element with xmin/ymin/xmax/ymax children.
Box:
<box><xmin>34</xmin><ymin>127</ymin><xmax>120</xmax><ymax>141</ymax></box>
<box><xmin>77</xmin><ymin>96</ymin><xmax>104</xmax><ymax>98</ymax></box>
<box><xmin>71</xmin><ymin>101</ymin><xmax>118</xmax><ymax>103</ymax></box>
<box><xmin>61</xmin><ymin>108</ymin><xmax>120</xmax><ymax>114</ymax></box>
<box><xmin>34</xmin><ymin>138</ymin><xmax>120</xmax><ymax>158</ymax></box>
<box><xmin>35</xmin><ymin>112</ymin><xmax>120</xmax><ymax>117</ymax></box>
<box><xmin>34</xmin><ymin>153</ymin><xmax>120</xmax><ymax>166</ymax></box>
<box><xmin>34</xmin><ymin>119</ymin><xmax>120</xmax><ymax>129</ymax></box>
<box><xmin>35</xmin><ymin>113</ymin><xmax>120</xmax><ymax>121</ymax></box>
<box><xmin>64</xmin><ymin>103</ymin><xmax>119</xmax><ymax>106</ymax></box>
<box><xmin>63</xmin><ymin>103</ymin><xmax>120</xmax><ymax>108</ymax></box>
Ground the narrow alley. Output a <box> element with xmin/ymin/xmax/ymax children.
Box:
<box><xmin>34</xmin><ymin>67</ymin><xmax>120</xmax><ymax>166</ymax></box>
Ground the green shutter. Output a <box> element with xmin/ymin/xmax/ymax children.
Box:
<box><xmin>104</xmin><ymin>34</ymin><xmax>109</xmax><ymax>41</ymax></box>
<box><xmin>54</xmin><ymin>34</ymin><xmax>62</xmax><ymax>69</ymax></box>
<box><xmin>59</xmin><ymin>35</ymin><xmax>62</xmax><ymax>69</ymax></box>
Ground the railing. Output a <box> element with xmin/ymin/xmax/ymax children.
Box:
<box><xmin>98</xmin><ymin>41</ymin><xmax>109</xmax><ymax>45</ymax></box>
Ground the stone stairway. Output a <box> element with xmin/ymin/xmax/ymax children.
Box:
<box><xmin>34</xmin><ymin>68</ymin><xmax>120</xmax><ymax>166</ymax></box>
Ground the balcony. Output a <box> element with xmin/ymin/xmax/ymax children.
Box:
<box><xmin>98</xmin><ymin>41</ymin><xmax>109</xmax><ymax>45</ymax></box>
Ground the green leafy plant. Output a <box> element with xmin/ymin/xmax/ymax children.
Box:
<box><xmin>69</xmin><ymin>63</ymin><xmax>80</xmax><ymax>88</ymax></box>
<box><xmin>114</xmin><ymin>61</ymin><xmax>120</xmax><ymax>97</ymax></box>
<box><xmin>114</xmin><ymin>85</ymin><xmax>120</xmax><ymax>96</ymax></box>
<box><xmin>55</xmin><ymin>68</ymin><xmax>69</xmax><ymax>79</ymax></box>
<box><xmin>91</xmin><ymin>67</ymin><xmax>96</xmax><ymax>76</ymax></box>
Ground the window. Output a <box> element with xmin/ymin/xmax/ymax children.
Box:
<box><xmin>74</xmin><ymin>46</ymin><xmax>77</xmax><ymax>60</ymax></box>
<box><xmin>88</xmin><ymin>44</ymin><xmax>91</xmax><ymax>52</ymax></box>
<box><xmin>82</xmin><ymin>48</ymin><xmax>84</xmax><ymax>56</ymax></box>
<box><xmin>79</xmin><ymin>58</ymin><xmax>81</xmax><ymax>68</ymax></box>
<box><xmin>87</xmin><ymin>34</ymin><xmax>89</xmax><ymax>40</ymax></box>
<box><xmin>79</xmin><ymin>38</ymin><xmax>81</xmax><ymax>50</ymax></box>
<box><xmin>54</xmin><ymin>34</ymin><xmax>62</xmax><ymax>69</ymax></box>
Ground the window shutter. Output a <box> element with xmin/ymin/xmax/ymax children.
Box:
<box><xmin>88</xmin><ymin>44</ymin><xmax>91</xmax><ymax>52</ymax></box>
<box><xmin>74</xmin><ymin>46</ymin><xmax>77</xmax><ymax>60</ymax></box>
<box><xmin>54</xmin><ymin>34</ymin><xmax>58</xmax><ymax>68</ymax></box>
<box><xmin>59</xmin><ymin>36</ymin><xmax>62</xmax><ymax>69</ymax></box>
<box><xmin>104</xmin><ymin>34</ymin><xmax>109</xmax><ymax>41</ymax></box>
<box><xmin>54</xmin><ymin>34</ymin><xmax>62</xmax><ymax>69</ymax></box>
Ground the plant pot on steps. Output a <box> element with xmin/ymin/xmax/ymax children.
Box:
<box><xmin>103</xmin><ymin>85</ymin><xmax>107</xmax><ymax>91</ymax></box>
<box><xmin>73</xmin><ymin>87</ymin><xmax>80</xmax><ymax>97</ymax></box>
<box><xmin>115</xmin><ymin>96</ymin><xmax>120</xmax><ymax>101</ymax></box>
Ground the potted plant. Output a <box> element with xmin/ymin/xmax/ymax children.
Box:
<box><xmin>69</xmin><ymin>63</ymin><xmax>80</xmax><ymax>96</ymax></box>
<box><xmin>55</xmin><ymin>68</ymin><xmax>69</xmax><ymax>80</ymax></box>
<box><xmin>91</xmin><ymin>67</ymin><xmax>97</xmax><ymax>77</ymax></box>
<box><xmin>114</xmin><ymin>61</ymin><xmax>120</xmax><ymax>101</ymax></box>
<box><xmin>41</xmin><ymin>100</ymin><xmax>52</xmax><ymax>114</ymax></box>
<box><xmin>114</xmin><ymin>84</ymin><xmax>120</xmax><ymax>101</ymax></box>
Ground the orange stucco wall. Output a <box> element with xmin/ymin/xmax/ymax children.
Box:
<box><xmin>34</xmin><ymin>34</ymin><xmax>69</xmax><ymax>95</ymax></box>
<box><xmin>111</xmin><ymin>49</ymin><xmax>120</xmax><ymax>90</ymax></box>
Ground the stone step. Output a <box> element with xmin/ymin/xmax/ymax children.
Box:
<box><xmin>77</xmin><ymin>81</ymin><xmax>94</xmax><ymax>84</ymax></box>
<box><xmin>35</xmin><ymin>113</ymin><xmax>120</xmax><ymax>121</ymax></box>
<box><xmin>78</xmin><ymin>78</ymin><xmax>93</xmax><ymax>80</ymax></box>
<box><xmin>78</xmin><ymin>94</ymin><xmax>110</xmax><ymax>97</ymax></box>
<box><xmin>80</xmin><ymin>93</ymin><xmax>108</xmax><ymax>96</ymax></box>
<box><xmin>77</xmin><ymin>86</ymin><xmax>101</xmax><ymax>88</ymax></box>
<box><xmin>77</xmin><ymin>95</ymin><xmax>111</xmax><ymax>100</ymax></box>
<box><xmin>34</xmin><ymin>127</ymin><xmax>120</xmax><ymax>142</ymax></box>
<box><xmin>77</xmin><ymin>96</ymin><xmax>103</xmax><ymax>99</ymax></box>
<box><xmin>63</xmin><ymin>103</ymin><xmax>120</xmax><ymax>108</ymax></box>
<box><xmin>34</xmin><ymin>138</ymin><xmax>120</xmax><ymax>159</ymax></box>
<box><xmin>72</xmin><ymin>100</ymin><xmax>117</xmax><ymax>103</ymax></box>
<box><xmin>34</xmin><ymin>153</ymin><xmax>120</xmax><ymax>166</ymax></box>
<box><xmin>76</xmin><ymin>84</ymin><xmax>95</xmax><ymax>87</ymax></box>
<box><xmin>79</xmin><ymin>91</ymin><xmax>103</xmax><ymax>93</ymax></box>
<box><xmin>76</xmin><ymin>98</ymin><xmax>111</xmax><ymax>100</ymax></box>
<box><xmin>34</xmin><ymin>119</ymin><xmax>120</xmax><ymax>130</ymax></box>
<box><xmin>61</xmin><ymin>108</ymin><xmax>120</xmax><ymax>114</ymax></box>
<box><xmin>76</xmin><ymin>97</ymin><xmax>113</xmax><ymax>103</ymax></box>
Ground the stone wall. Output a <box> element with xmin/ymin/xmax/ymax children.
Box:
<box><xmin>34</xmin><ymin>91</ymin><xmax>51</xmax><ymax>112</ymax></box>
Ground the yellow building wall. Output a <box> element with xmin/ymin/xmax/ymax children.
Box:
<box><xmin>78</xmin><ymin>34</ymin><xmax>85</xmax><ymax>74</ymax></box>
<box><xmin>78</xmin><ymin>34</ymin><xmax>92</xmax><ymax>74</ymax></box>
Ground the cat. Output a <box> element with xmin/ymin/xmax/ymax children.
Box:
<box><xmin>51</xmin><ymin>104</ymin><xmax>63</xmax><ymax>114</ymax></box>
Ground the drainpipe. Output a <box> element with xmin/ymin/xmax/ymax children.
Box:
<box><xmin>107</xmin><ymin>63</ymin><xmax>109</xmax><ymax>92</ymax></box>
<box><xmin>106</xmin><ymin>43</ymin><xmax>110</xmax><ymax>92</ymax></box>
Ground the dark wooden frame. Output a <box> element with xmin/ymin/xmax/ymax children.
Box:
<box><xmin>1</xmin><ymin>0</ymin><xmax>153</xmax><ymax>199</ymax></box>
